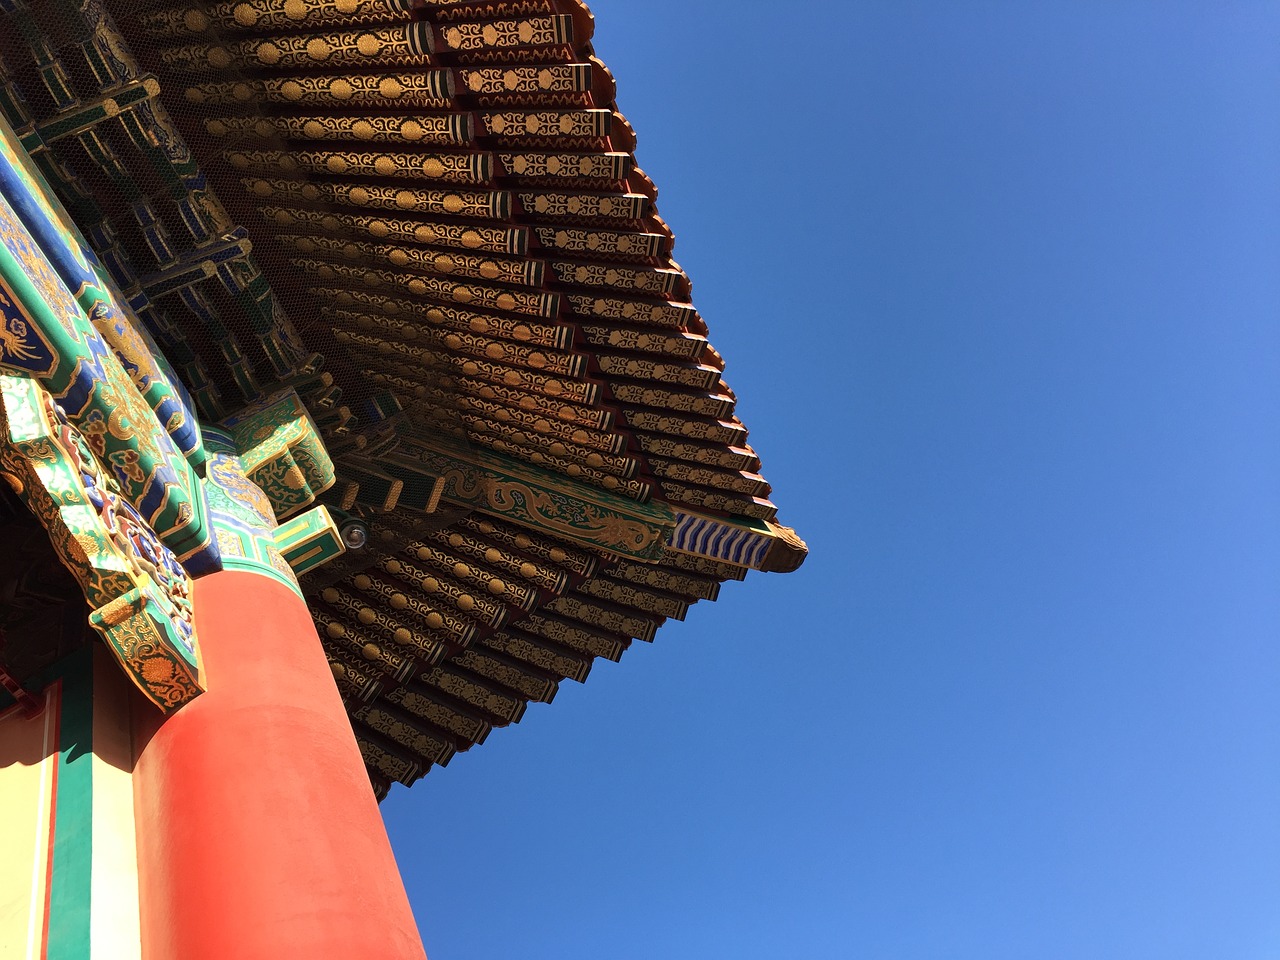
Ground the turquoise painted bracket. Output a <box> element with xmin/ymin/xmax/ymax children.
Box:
<box><xmin>0</xmin><ymin>372</ymin><xmax>204</xmax><ymax>712</ymax></box>
<box><xmin>200</xmin><ymin>426</ymin><xmax>304</xmax><ymax>599</ymax></box>
<box><xmin>220</xmin><ymin>388</ymin><xmax>337</xmax><ymax>520</ymax></box>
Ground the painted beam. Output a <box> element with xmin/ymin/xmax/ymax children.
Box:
<box><xmin>0</xmin><ymin>181</ymin><xmax>218</xmax><ymax>573</ymax></box>
<box><xmin>667</xmin><ymin>509</ymin><xmax>809</xmax><ymax>573</ymax></box>
<box><xmin>394</xmin><ymin>435</ymin><xmax>674</xmax><ymax>561</ymax></box>
<box><xmin>0</xmin><ymin>114</ymin><xmax>205</xmax><ymax>472</ymax></box>
<box><xmin>34</xmin><ymin>75</ymin><xmax>159</xmax><ymax>143</ymax></box>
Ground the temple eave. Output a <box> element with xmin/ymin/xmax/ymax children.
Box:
<box><xmin>0</xmin><ymin>0</ymin><xmax>806</xmax><ymax>797</ymax></box>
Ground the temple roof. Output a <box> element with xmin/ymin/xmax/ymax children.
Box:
<box><xmin>0</xmin><ymin>0</ymin><xmax>805</xmax><ymax>797</ymax></box>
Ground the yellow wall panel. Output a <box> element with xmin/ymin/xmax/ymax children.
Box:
<box><xmin>0</xmin><ymin>688</ymin><xmax>59</xmax><ymax>959</ymax></box>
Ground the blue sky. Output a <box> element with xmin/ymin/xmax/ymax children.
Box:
<box><xmin>383</xmin><ymin>4</ymin><xmax>1280</xmax><ymax>957</ymax></box>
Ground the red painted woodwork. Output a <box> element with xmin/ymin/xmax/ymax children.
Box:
<box><xmin>132</xmin><ymin>570</ymin><xmax>427</xmax><ymax>960</ymax></box>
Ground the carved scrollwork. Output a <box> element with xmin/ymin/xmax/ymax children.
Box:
<box><xmin>0</xmin><ymin>373</ymin><xmax>203</xmax><ymax>712</ymax></box>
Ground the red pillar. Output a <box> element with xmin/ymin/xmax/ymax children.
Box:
<box><xmin>132</xmin><ymin>570</ymin><xmax>427</xmax><ymax>960</ymax></box>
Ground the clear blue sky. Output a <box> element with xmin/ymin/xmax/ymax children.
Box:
<box><xmin>383</xmin><ymin>4</ymin><xmax>1280</xmax><ymax>957</ymax></box>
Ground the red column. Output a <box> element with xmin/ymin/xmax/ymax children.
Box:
<box><xmin>132</xmin><ymin>570</ymin><xmax>427</xmax><ymax>960</ymax></box>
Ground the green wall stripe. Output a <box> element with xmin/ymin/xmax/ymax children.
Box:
<box><xmin>46</xmin><ymin>649</ymin><xmax>93</xmax><ymax>960</ymax></box>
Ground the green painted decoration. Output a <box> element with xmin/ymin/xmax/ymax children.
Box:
<box><xmin>273</xmin><ymin>505</ymin><xmax>347</xmax><ymax>576</ymax></box>
<box><xmin>0</xmin><ymin>184</ymin><xmax>218</xmax><ymax>573</ymax></box>
<box><xmin>220</xmin><ymin>389</ymin><xmax>337</xmax><ymax>520</ymax></box>
<box><xmin>0</xmin><ymin>372</ymin><xmax>203</xmax><ymax>712</ymax></box>
<box><xmin>200</xmin><ymin>426</ymin><xmax>305</xmax><ymax>598</ymax></box>
<box><xmin>395</xmin><ymin>435</ymin><xmax>675</xmax><ymax>561</ymax></box>
<box><xmin>0</xmin><ymin>114</ymin><xmax>207</xmax><ymax>474</ymax></box>
<box><xmin>46</xmin><ymin>654</ymin><xmax>93</xmax><ymax>960</ymax></box>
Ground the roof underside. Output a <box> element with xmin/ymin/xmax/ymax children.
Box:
<box><xmin>0</xmin><ymin>0</ymin><xmax>805</xmax><ymax>797</ymax></box>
